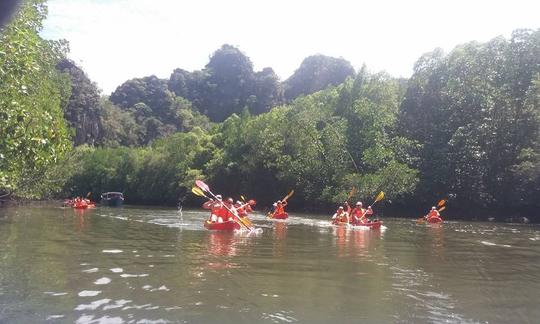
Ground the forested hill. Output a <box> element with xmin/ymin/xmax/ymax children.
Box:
<box><xmin>59</xmin><ymin>44</ymin><xmax>356</xmax><ymax>147</ymax></box>
<box><xmin>1</xmin><ymin>0</ymin><xmax>540</xmax><ymax>222</ymax></box>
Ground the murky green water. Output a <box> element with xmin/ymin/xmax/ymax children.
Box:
<box><xmin>0</xmin><ymin>205</ymin><xmax>539</xmax><ymax>323</ymax></box>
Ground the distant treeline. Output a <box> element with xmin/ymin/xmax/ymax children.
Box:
<box><xmin>1</xmin><ymin>0</ymin><xmax>539</xmax><ymax>222</ymax></box>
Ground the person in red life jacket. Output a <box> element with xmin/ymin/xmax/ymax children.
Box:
<box><xmin>245</xmin><ymin>202</ymin><xmax>254</xmax><ymax>213</ymax></box>
<box><xmin>273</xmin><ymin>200</ymin><xmax>287</xmax><ymax>217</ymax></box>
<box><xmin>425</xmin><ymin>206</ymin><xmax>440</xmax><ymax>221</ymax></box>
<box><xmin>331</xmin><ymin>205</ymin><xmax>349</xmax><ymax>224</ymax></box>
<box><xmin>222</xmin><ymin>198</ymin><xmax>237</xmax><ymax>222</ymax></box>
<box><xmin>235</xmin><ymin>200</ymin><xmax>248</xmax><ymax>218</ymax></box>
<box><xmin>203</xmin><ymin>194</ymin><xmax>225</xmax><ymax>223</ymax></box>
<box><xmin>350</xmin><ymin>202</ymin><xmax>373</xmax><ymax>224</ymax></box>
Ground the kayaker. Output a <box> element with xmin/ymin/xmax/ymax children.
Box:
<box><xmin>223</xmin><ymin>198</ymin><xmax>237</xmax><ymax>221</ymax></box>
<box><xmin>205</xmin><ymin>195</ymin><xmax>226</xmax><ymax>223</ymax></box>
<box><xmin>235</xmin><ymin>200</ymin><xmax>248</xmax><ymax>217</ymax></box>
<box><xmin>351</xmin><ymin>202</ymin><xmax>373</xmax><ymax>224</ymax></box>
<box><xmin>331</xmin><ymin>206</ymin><xmax>349</xmax><ymax>224</ymax></box>
<box><xmin>425</xmin><ymin>206</ymin><xmax>440</xmax><ymax>221</ymax></box>
<box><xmin>273</xmin><ymin>200</ymin><xmax>287</xmax><ymax>217</ymax></box>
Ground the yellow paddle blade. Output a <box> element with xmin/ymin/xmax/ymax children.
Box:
<box><xmin>242</xmin><ymin>217</ymin><xmax>253</xmax><ymax>226</ymax></box>
<box><xmin>347</xmin><ymin>187</ymin><xmax>357</xmax><ymax>200</ymax></box>
<box><xmin>240</xmin><ymin>195</ymin><xmax>246</xmax><ymax>202</ymax></box>
<box><xmin>191</xmin><ymin>187</ymin><xmax>205</xmax><ymax>197</ymax></box>
<box><xmin>283</xmin><ymin>190</ymin><xmax>294</xmax><ymax>202</ymax></box>
<box><xmin>437</xmin><ymin>199</ymin><xmax>446</xmax><ymax>207</ymax></box>
<box><xmin>438</xmin><ymin>206</ymin><xmax>446</xmax><ymax>212</ymax></box>
<box><xmin>375</xmin><ymin>191</ymin><xmax>385</xmax><ymax>203</ymax></box>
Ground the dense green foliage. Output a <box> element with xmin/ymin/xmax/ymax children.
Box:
<box><xmin>108</xmin><ymin>75</ymin><xmax>211</xmax><ymax>145</ymax></box>
<box><xmin>65</xmin><ymin>129</ymin><xmax>215</xmax><ymax>205</ymax></box>
<box><xmin>56</xmin><ymin>58</ymin><xmax>103</xmax><ymax>145</ymax></box>
<box><xmin>1</xmin><ymin>0</ymin><xmax>539</xmax><ymax>220</ymax></box>
<box><xmin>66</xmin><ymin>72</ymin><xmax>418</xmax><ymax>210</ymax></box>
<box><xmin>399</xmin><ymin>29</ymin><xmax>540</xmax><ymax>215</ymax></box>
<box><xmin>0</xmin><ymin>0</ymin><xmax>71</xmax><ymax>198</ymax></box>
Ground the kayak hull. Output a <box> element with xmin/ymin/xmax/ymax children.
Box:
<box><xmin>204</xmin><ymin>220</ymin><xmax>240</xmax><ymax>231</ymax></box>
<box><xmin>271</xmin><ymin>212</ymin><xmax>288</xmax><ymax>219</ymax></box>
<box><xmin>427</xmin><ymin>217</ymin><xmax>443</xmax><ymax>224</ymax></box>
<box><xmin>352</xmin><ymin>220</ymin><xmax>383</xmax><ymax>229</ymax></box>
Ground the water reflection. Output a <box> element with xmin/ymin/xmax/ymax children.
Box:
<box><xmin>273</xmin><ymin>222</ymin><xmax>288</xmax><ymax>257</ymax></box>
<box><xmin>333</xmin><ymin>225</ymin><xmax>383</xmax><ymax>258</ymax></box>
<box><xmin>207</xmin><ymin>232</ymin><xmax>238</xmax><ymax>257</ymax></box>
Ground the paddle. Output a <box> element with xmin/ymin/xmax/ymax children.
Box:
<box><xmin>347</xmin><ymin>187</ymin><xmax>357</xmax><ymax>201</ymax></box>
<box><xmin>282</xmin><ymin>190</ymin><xmax>294</xmax><ymax>202</ymax></box>
<box><xmin>195</xmin><ymin>180</ymin><xmax>252</xmax><ymax>231</ymax></box>
<box><xmin>192</xmin><ymin>187</ymin><xmax>208</xmax><ymax>198</ymax></box>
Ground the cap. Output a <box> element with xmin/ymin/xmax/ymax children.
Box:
<box><xmin>338</xmin><ymin>206</ymin><xmax>344</xmax><ymax>209</ymax></box>
<box><xmin>356</xmin><ymin>202</ymin><xmax>362</xmax><ymax>206</ymax></box>
<box><xmin>216</xmin><ymin>195</ymin><xmax>222</xmax><ymax>200</ymax></box>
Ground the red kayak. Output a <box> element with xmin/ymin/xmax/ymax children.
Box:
<box><xmin>271</xmin><ymin>212</ymin><xmax>288</xmax><ymax>220</ymax></box>
<box><xmin>427</xmin><ymin>216</ymin><xmax>443</xmax><ymax>224</ymax></box>
<box><xmin>73</xmin><ymin>202</ymin><xmax>88</xmax><ymax>209</ymax></box>
<box><xmin>204</xmin><ymin>220</ymin><xmax>240</xmax><ymax>231</ymax></box>
<box><xmin>352</xmin><ymin>220</ymin><xmax>383</xmax><ymax>229</ymax></box>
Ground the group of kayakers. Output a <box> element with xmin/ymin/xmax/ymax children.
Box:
<box><xmin>331</xmin><ymin>201</ymin><xmax>374</xmax><ymax>225</ymax></box>
<box><xmin>63</xmin><ymin>197</ymin><xmax>96</xmax><ymax>209</ymax></box>
<box><xmin>194</xmin><ymin>180</ymin><xmax>445</xmax><ymax>231</ymax></box>
<box><xmin>202</xmin><ymin>195</ymin><xmax>254</xmax><ymax>224</ymax></box>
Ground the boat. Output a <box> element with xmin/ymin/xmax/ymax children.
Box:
<box><xmin>204</xmin><ymin>220</ymin><xmax>241</xmax><ymax>231</ymax></box>
<box><xmin>270</xmin><ymin>212</ymin><xmax>288</xmax><ymax>220</ymax></box>
<box><xmin>101</xmin><ymin>192</ymin><xmax>124</xmax><ymax>207</ymax></box>
<box><xmin>427</xmin><ymin>216</ymin><xmax>443</xmax><ymax>224</ymax></box>
<box><xmin>352</xmin><ymin>220</ymin><xmax>383</xmax><ymax>229</ymax></box>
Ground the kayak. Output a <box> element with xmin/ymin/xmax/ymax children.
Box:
<box><xmin>427</xmin><ymin>216</ymin><xmax>443</xmax><ymax>224</ymax></box>
<box><xmin>271</xmin><ymin>212</ymin><xmax>288</xmax><ymax>220</ymax></box>
<box><xmin>73</xmin><ymin>203</ymin><xmax>88</xmax><ymax>209</ymax></box>
<box><xmin>204</xmin><ymin>220</ymin><xmax>240</xmax><ymax>231</ymax></box>
<box><xmin>352</xmin><ymin>220</ymin><xmax>383</xmax><ymax>229</ymax></box>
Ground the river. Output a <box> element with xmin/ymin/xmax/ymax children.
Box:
<box><xmin>0</xmin><ymin>205</ymin><xmax>539</xmax><ymax>323</ymax></box>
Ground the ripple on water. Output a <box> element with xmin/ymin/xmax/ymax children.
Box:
<box><xmin>44</xmin><ymin>292</ymin><xmax>68</xmax><ymax>296</ymax></box>
<box><xmin>76</xmin><ymin>315</ymin><xmax>124</xmax><ymax>324</ymax></box>
<box><xmin>102</xmin><ymin>299</ymin><xmax>132</xmax><ymax>310</ymax></box>
<box><xmin>78</xmin><ymin>290</ymin><xmax>101</xmax><ymax>297</ymax></box>
<box><xmin>94</xmin><ymin>277</ymin><xmax>111</xmax><ymax>285</ymax></box>
<box><xmin>82</xmin><ymin>268</ymin><xmax>98</xmax><ymax>273</ymax></box>
<box><xmin>102</xmin><ymin>249</ymin><xmax>123</xmax><ymax>253</ymax></box>
<box><xmin>74</xmin><ymin>298</ymin><xmax>111</xmax><ymax>311</ymax></box>
<box><xmin>120</xmin><ymin>273</ymin><xmax>149</xmax><ymax>278</ymax></box>
<box><xmin>110</xmin><ymin>268</ymin><xmax>123</xmax><ymax>273</ymax></box>
<box><xmin>262</xmin><ymin>311</ymin><xmax>298</xmax><ymax>323</ymax></box>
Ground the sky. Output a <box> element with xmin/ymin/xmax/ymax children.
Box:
<box><xmin>41</xmin><ymin>0</ymin><xmax>540</xmax><ymax>94</ymax></box>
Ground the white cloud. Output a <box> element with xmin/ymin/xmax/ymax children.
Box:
<box><xmin>42</xmin><ymin>0</ymin><xmax>540</xmax><ymax>94</ymax></box>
